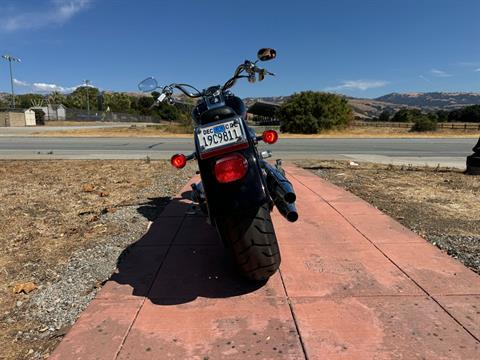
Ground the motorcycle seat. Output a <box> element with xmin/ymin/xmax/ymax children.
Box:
<box><xmin>200</xmin><ymin>106</ymin><xmax>238</xmax><ymax>124</ymax></box>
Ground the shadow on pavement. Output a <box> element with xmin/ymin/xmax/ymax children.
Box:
<box><xmin>109</xmin><ymin>194</ymin><xmax>264</xmax><ymax>305</ymax></box>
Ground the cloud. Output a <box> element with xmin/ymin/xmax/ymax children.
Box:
<box><xmin>457</xmin><ymin>61</ymin><xmax>480</xmax><ymax>67</ymax></box>
<box><xmin>475</xmin><ymin>68</ymin><xmax>480</xmax><ymax>72</ymax></box>
<box><xmin>12</xmin><ymin>78</ymin><xmax>79</xmax><ymax>93</ymax></box>
<box><xmin>419</xmin><ymin>75</ymin><xmax>431</xmax><ymax>83</ymax></box>
<box><xmin>325</xmin><ymin>80</ymin><xmax>389</xmax><ymax>91</ymax></box>
<box><xmin>430</xmin><ymin>68</ymin><xmax>452</xmax><ymax>77</ymax></box>
<box><xmin>13</xmin><ymin>78</ymin><xmax>30</xmax><ymax>87</ymax></box>
<box><xmin>0</xmin><ymin>0</ymin><xmax>91</xmax><ymax>32</ymax></box>
<box><xmin>32</xmin><ymin>82</ymin><xmax>78</xmax><ymax>93</ymax></box>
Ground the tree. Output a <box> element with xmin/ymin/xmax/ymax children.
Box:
<box><xmin>156</xmin><ymin>102</ymin><xmax>182</xmax><ymax>121</ymax></box>
<box><xmin>378</xmin><ymin>110</ymin><xmax>391</xmax><ymax>122</ymax></box>
<box><xmin>16</xmin><ymin>93</ymin><xmax>45</xmax><ymax>108</ymax></box>
<box><xmin>459</xmin><ymin>105</ymin><xmax>480</xmax><ymax>123</ymax></box>
<box><xmin>103</xmin><ymin>92</ymin><xmax>131</xmax><ymax>112</ymax></box>
<box><xmin>436</xmin><ymin>110</ymin><xmax>449</xmax><ymax>122</ymax></box>
<box><xmin>65</xmin><ymin>86</ymin><xmax>99</xmax><ymax>111</ymax></box>
<box><xmin>391</xmin><ymin>108</ymin><xmax>422</xmax><ymax>122</ymax></box>
<box><xmin>48</xmin><ymin>91</ymin><xmax>66</xmax><ymax>105</ymax></box>
<box><xmin>447</xmin><ymin>105</ymin><xmax>480</xmax><ymax>123</ymax></box>
<box><xmin>278</xmin><ymin>91</ymin><xmax>353</xmax><ymax>134</ymax></box>
<box><xmin>132</xmin><ymin>96</ymin><xmax>155</xmax><ymax>115</ymax></box>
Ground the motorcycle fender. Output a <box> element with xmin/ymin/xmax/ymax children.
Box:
<box><xmin>196</xmin><ymin>146</ymin><xmax>269</xmax><ymax>219</ymax></box>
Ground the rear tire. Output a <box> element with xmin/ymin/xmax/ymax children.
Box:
<box><xmin>216</xmin><ymin>203</ymin><xmax>281</xmax><ymax>282</ymax></box>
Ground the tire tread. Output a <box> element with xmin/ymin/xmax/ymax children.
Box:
<box><xmin>216</xmin><ymin>203</ymin><xmax>281</xmax><ymax>282</ymax></box>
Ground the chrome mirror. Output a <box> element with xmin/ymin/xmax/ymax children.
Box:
<box><xmin>138</xmin><ymin>77</ymin><xmax>158</xmax><ymax>92</ymax></box>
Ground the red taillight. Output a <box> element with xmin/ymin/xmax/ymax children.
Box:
<box><xmin>170</xmin><ymin>154</ymin><xmax>187</xmax><ymax>169</ymax></box>
<box><xmin>214</xmin><ymin>153</ymin><xmax>248</xmax><ymax>183</ymax></box>
<box><xmin>262</xmin><ymin>130</ymin><xmax>278</xmax><ymax>144</ymax></box>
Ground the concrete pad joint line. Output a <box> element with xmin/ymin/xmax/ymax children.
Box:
<box><xmin>113</xmin><ymin>212</ymin><xmax>188</xmax><ymax>359</ymax></box>
<box><xmin>278</xmin><ymin>268</ymin><xmax>309</xmax><ymax>360</ymax></box>
<box><xmin>285</xmin><ymin>166</ymin><xmax>480</xmax><ymax>343</ymax></box>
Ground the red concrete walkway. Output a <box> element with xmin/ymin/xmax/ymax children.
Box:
<box><xmin>51</xmin><ymin>165</ymin><xmax>480</xmax><ymax>359</ymax></box>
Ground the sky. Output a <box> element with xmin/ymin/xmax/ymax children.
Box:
<box><xmin>1</xmin><ymin>0</ymin><xmax>480</xmax><ymax>99</ymax></box>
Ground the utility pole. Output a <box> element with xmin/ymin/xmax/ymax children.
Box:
<box><xmin>2</xmin><ymin>54</ymin><xmax>21</xmax><ymax>108</ymax></box>
<box><xmin>83</xmin><ymin>79</ymin><xmax>91</xmax><ymax>116</ymax></box>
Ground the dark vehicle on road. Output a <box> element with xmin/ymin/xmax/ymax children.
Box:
<box><xmin>138</xmin><ymin>49</ymin><xmax>298</xmax><ymax>282</ymax></box>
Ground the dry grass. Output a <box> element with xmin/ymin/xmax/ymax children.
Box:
<box><xmin>32</xmin><ymin>125</ymin><xmax>479</xmax><ymax>138</ymax></box>
<box><xmin>299</xmin><ymin>160</ymin><xmax>480</xmax><ymax>273</ymax></box>
<box><xmin>0</xmin><ymin>160</ymin><xmax>196</xmax><ymax>360</ymax></box>
<box><xmin>44</xmin><ymin>121</ymin><xmax>104</xmax><ymax>127</ymax></box>
<box><xmin>33</xmin><ymin>124</ymin><xmax>192</xmax><ymax>137</ymax></box>
<box><xmin>281</xmin><ymin>126</ymin><xmax>480</xmax><ymax>138</ymax></box>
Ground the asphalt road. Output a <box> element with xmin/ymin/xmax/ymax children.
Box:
<box><xmin>0</xmin><ymin>136</ymin><xmax>475</xmax><ymax>168</ymax></box>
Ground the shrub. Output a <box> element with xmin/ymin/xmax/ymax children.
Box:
<box><xmin>410</xmin><ymin>115</ymin><xmax>437</xmax><ymax>132</ymax></box>
<box><xmin>278</xmin><ymin>91</ymin><xmax>353</xmax><ymax>133</ymax></box>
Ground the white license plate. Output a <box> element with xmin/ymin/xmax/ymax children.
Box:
<box><xmin>196</xmin><ymin>119</ymin><xmax>245</xmax><ymax>153</ymax></box>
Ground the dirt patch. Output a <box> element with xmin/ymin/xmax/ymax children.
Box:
<box><xmin>0</xmin><ymin>160</ymin><xmax>196</xmax><ymax>360</ymax></box>
<box><xmin>297</xmin><ymin>160</ymin><xmax>480</xmax><ymax>274</ymax></box>
<box><xmin>34</xmin><ymin>124</ymin><xmax>192</xmax><ymax>137</ymax></box>
<box><xmin>44</xmin><ymin>121</ymin><xmax>107</xmax><ymax>127</ymax></box>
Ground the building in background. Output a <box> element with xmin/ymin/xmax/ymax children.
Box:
<box><xmin>247</xmin><ymin>101</ymin><xmax>280</xmax><ymax>125</ymax></box>
<box><xmin>0</xmin><ymin>108</ymin><xmax>36</xmax><ymax>126</ymax></box>
<box><xmin>29</xmin><ymin>104</ymin><xmax>66</xmax><ymax>120</ymax></box>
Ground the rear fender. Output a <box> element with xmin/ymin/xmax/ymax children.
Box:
<box><xmin>194</xmin><ymin>124</ymin><xmax>270</xmax><ymax>220</ymax></box>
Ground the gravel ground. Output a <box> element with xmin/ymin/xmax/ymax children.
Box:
<box><xmin>0</xmin><ymin>160</ymin><xmax>196</xmax><ymax>360</ymax></box>
<box><xmin>298</xmin><ymin>160</ymin><xmax>480</xmax><ymax>275</ymax></box>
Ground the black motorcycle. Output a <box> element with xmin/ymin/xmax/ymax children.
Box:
<box><xmin>138</xmin><ymin>48</ymin><xmax>298</xmax><ymax>282</ymax></box>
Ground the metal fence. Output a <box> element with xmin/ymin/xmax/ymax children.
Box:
<box><xmin>65</xmin><ymin>109</ymin><xmax>164</xmax><ymax>123</ymax></box>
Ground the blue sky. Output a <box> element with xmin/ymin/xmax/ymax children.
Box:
<box><xmin>1</xmin><ymin>0</ymin><xmax>480</xmax><ymax>98</ymax></box>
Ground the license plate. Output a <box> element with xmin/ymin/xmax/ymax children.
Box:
<box><xmin>196</xmin><ymin>118</ymin><xmax>246</xmax><ymax>154</ymax></box>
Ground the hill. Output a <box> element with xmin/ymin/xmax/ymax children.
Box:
<box><xmin>375</xmin><ymin>92</ymin><xmax>480</xmax><ymax>110</ymax></box>
<box><xmin>245</xmin><ymin>92</ymin><xmax>480</xmax><ymax>119</ymax></box>
<box><xmin>244</xmin><ymin>95</ymin><xmax>401</xmax><ymax>119</ymax></box>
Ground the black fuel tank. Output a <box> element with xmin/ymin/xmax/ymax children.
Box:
<box><xmin>192</xmin><ymin>95</ymin><xmax>246</xmax><ymax>125</ymax></box>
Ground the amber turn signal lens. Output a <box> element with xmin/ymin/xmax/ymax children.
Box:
<box><xmin>170</xmin><ymin>154</ymin><xmax>187</xmax><ymax>169</ymax></box>
<box><xmin>262</xmin><ymin>130</ymin><xmax>278</xmax><ymax>144</ymax></box>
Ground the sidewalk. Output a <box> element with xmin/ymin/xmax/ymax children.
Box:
<box><xmin>50</xmin><ymin>165</ymin><xmax>480</xmax><ymax>359</ymax></box>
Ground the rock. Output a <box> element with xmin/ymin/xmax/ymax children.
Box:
<box><xmin>16</xmin><ymin>301</ymin><xmax>23</xmax><ymax>307</ymax></box>
<box><xmin>105</xmin><ymin>207</ymin><xmax>117</xmax><ymax>213</ymax></box>
<box><xmin>82</xmin><ymin>184</ymin><xmax>95</xmax><ymax>193</ymax></box>
<box><xmin>88</xmin><ymin>215</ymin><xmax>99</xmax><ymax>223</ymax></box>
<box><xmin>98</xmin><ymin>191</ymin><xmax>110</xmax><ymax>197</ymax></box>
<box><xmin>13</xmin><ymin>281</ymin><xmax>37</xmax><ymax>294</ymax></box>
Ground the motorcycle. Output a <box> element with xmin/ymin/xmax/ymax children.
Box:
<box><xmin>138</xmin><ymin>48</ymin><xmax>298</xmax><ymax>282</ymax></box>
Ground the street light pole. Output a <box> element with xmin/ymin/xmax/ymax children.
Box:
<box><xmin>83</xmin><ymin>79</ymin><xmax>91</xmax><ymax>116</ymax></box>
<box><xmin>2</xmin><ymin>54</ymin><xmax>21</xmax><ymax>109</ymax></box>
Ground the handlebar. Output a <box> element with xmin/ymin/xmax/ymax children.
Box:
<box><xmin>222</xmin><ymin>61</ymin><xmax>274</xmax><ymax>90</ymax></box>
<box><xmin>154</xmin><ymin>60</ymin><xmax>274</xmax><ymax>104</ymax></box>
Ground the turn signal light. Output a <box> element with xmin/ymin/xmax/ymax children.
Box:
<box><xmin>214</xmin><ymin>153</ymin><xmax>248</xmax><ymax>183</ymax></box>
<box><xmin>170</xmin><ymin>153</ymin><xmax>187</xmax><ymax>169</ymax></box>
<box><xmin>262</xmin><ymin>130</ymin><xmax>278</xmax><ymax>144</ymax></box>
